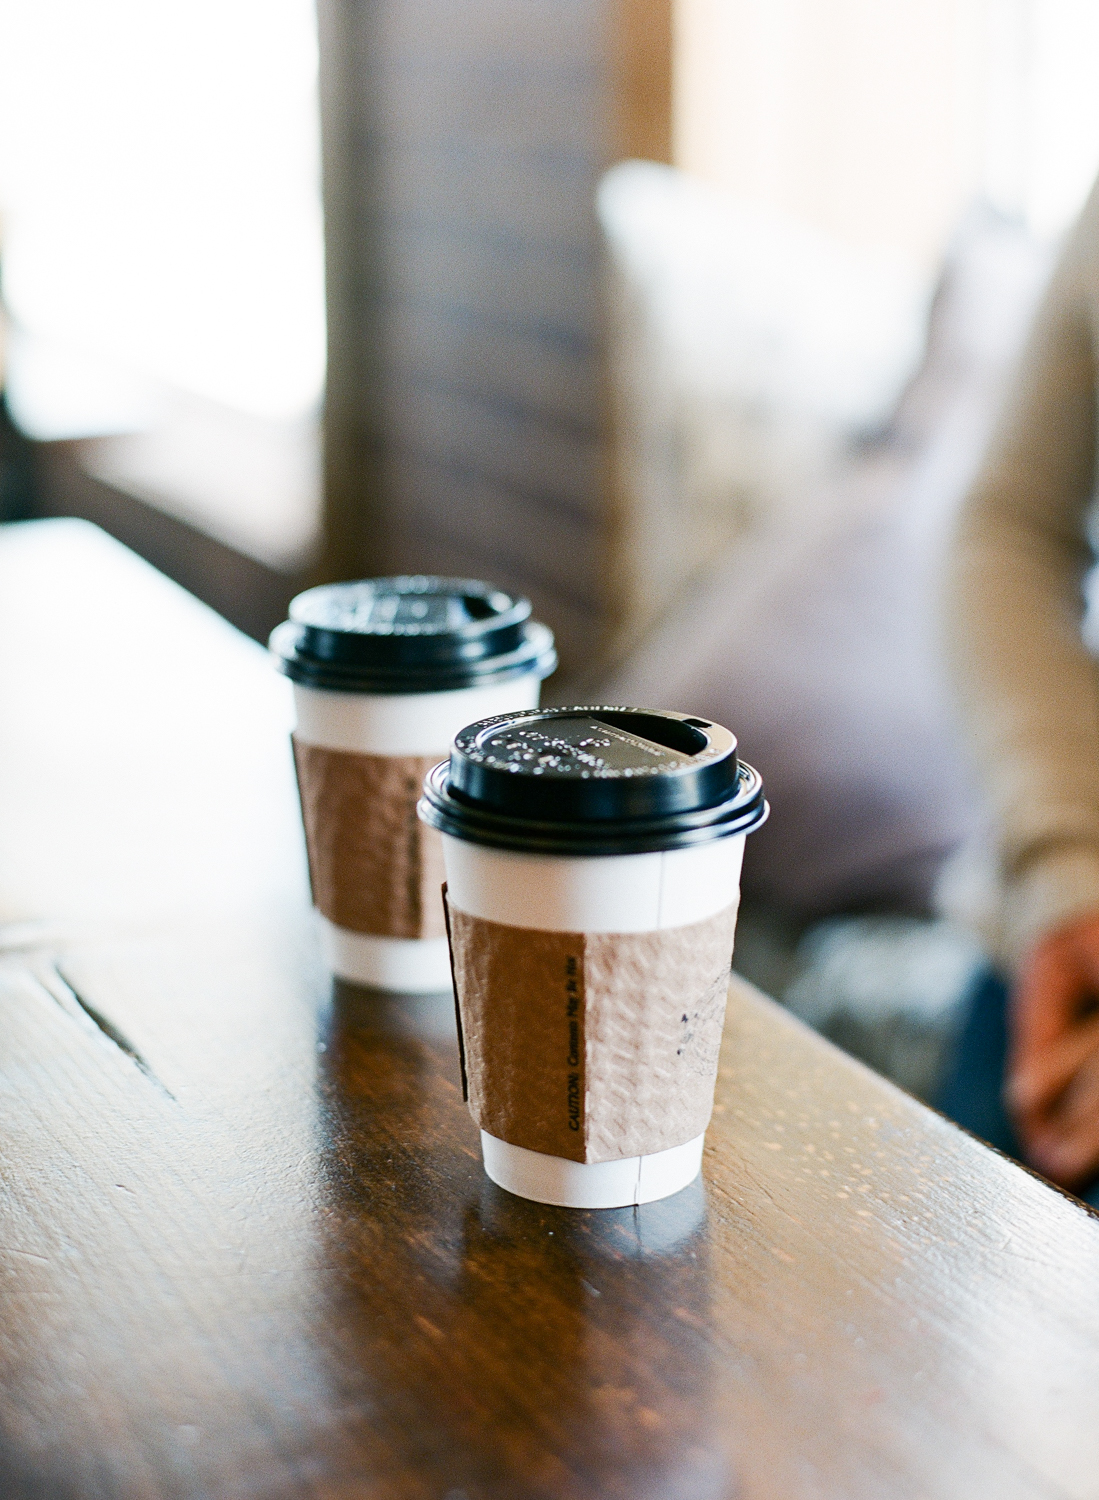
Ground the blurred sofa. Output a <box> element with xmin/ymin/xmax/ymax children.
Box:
<box><xmin>597</xmin><ymin>162</ymin><xmax>1054</xmax><ymax>919</ymax></box>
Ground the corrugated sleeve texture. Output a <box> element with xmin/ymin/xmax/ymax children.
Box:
<box><xmin>292</xmin><ymin>739</ymin><xmax>447</xmax><ymax>939</ymax></box>
<box><xmin>446</xmin><ymin>903</ymin><xmax>738</xmax><ymax>1163</ymax></box>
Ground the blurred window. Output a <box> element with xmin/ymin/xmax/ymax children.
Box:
<box><xmin>0</xmin><ymin>0</ymin><xmax>325</xmax><ymax>434</ymax></box>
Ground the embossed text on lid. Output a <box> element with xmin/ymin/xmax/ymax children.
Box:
<box><xmin>462</xmin><ymin>711</ymin><xmax>712</xmax><ymax>781</ymax></box>
<box><xmin>269</xmin><ymin>576</ymin><xmax>556</xmax><ymax>694</ymax></box>
<box><xmin>290</xmin><ymin>578</ymin><xmax>515</xmax><ymax>638</ymax></box>
<box><xmin>419</xmin><ymin>706</ymin><xmax>767</xmax><ymax>855</ymax></box>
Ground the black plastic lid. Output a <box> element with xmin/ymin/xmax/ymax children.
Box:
<box><xmin>418</xmin><ymin>707</ymin><xmax>768</xmax><ymax>855</ymax></box>
<box><xmin>269</xmin><ymin>576</ymin><xmax>557</xmax><ymax>694</ymax></box>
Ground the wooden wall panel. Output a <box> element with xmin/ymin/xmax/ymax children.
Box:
<box><xmin>613</xmin><ymin>0</ymin><xmax>674</xmax><ymax>164</ymax></box>
<box><xmin>318</xmin><ymin>0</ymin><xmax>671</xmax><ymax>677</ymax></box>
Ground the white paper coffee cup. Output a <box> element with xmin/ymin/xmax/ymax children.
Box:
<box><xmin>442</xmin><ymin>833</ymin><xmax>746</xmax><ymax>1205</ymax></box>
<box><xmin>419</xmin><ymin>706</ymin><xmax>767</xmax><ymax>1207</ymax></box>
<box><xmin>271</xmin><ymin>577</ymin><xmax>556</xmax><ymax>993</ymax></box>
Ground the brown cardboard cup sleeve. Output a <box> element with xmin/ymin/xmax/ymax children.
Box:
<box><xmin>445</xmin><ymin>901</ymin><xmax>738</xmax><ymax>1163</ymax></box>
<box><xmin>292</xmin><ymin>737</ymin><xmax>446</xmax><ymax>940</ymax></box>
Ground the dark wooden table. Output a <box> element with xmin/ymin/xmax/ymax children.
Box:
<box><xmin>3</xmin><ymin>519</ymin><xmax>1099</xmax><ymax>1500</ymax></box>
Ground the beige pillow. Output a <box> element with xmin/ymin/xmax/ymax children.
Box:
<box><xmin>597</xmin><ymin>208</ymin><xmax>1053</xmax><ymax>914</ymax></box>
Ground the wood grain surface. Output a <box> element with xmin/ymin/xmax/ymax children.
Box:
<box><xmin>2</xmin><ymin>521</ymin><xmax>1099</xmax><ymax>1500</ymax></box>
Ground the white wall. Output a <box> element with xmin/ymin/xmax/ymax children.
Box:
<box><xmin>675</xmin><ymin>0</ymin><xmax>1099</xmax><ymax>268</ymax></box>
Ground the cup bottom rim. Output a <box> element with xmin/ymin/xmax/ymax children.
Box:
<box><xmin>480</xmin><ymin>1131</ymin><xmax>704</xmax><ymax>1209</ymax></box>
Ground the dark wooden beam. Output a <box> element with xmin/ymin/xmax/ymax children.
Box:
<box><xmin>315</xmin><ymin>0</ymin><xmax>390</xmax><ymax>583</ymax></box>
<box><xmin>611</xmin><ymin>0</ymin><xmax>674</xmax><ymax>164</ymax></box>
<box><xmin>312</xmin><ymin>1</ymin><xmax>674</xmax><ymax>676</ymax></box>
